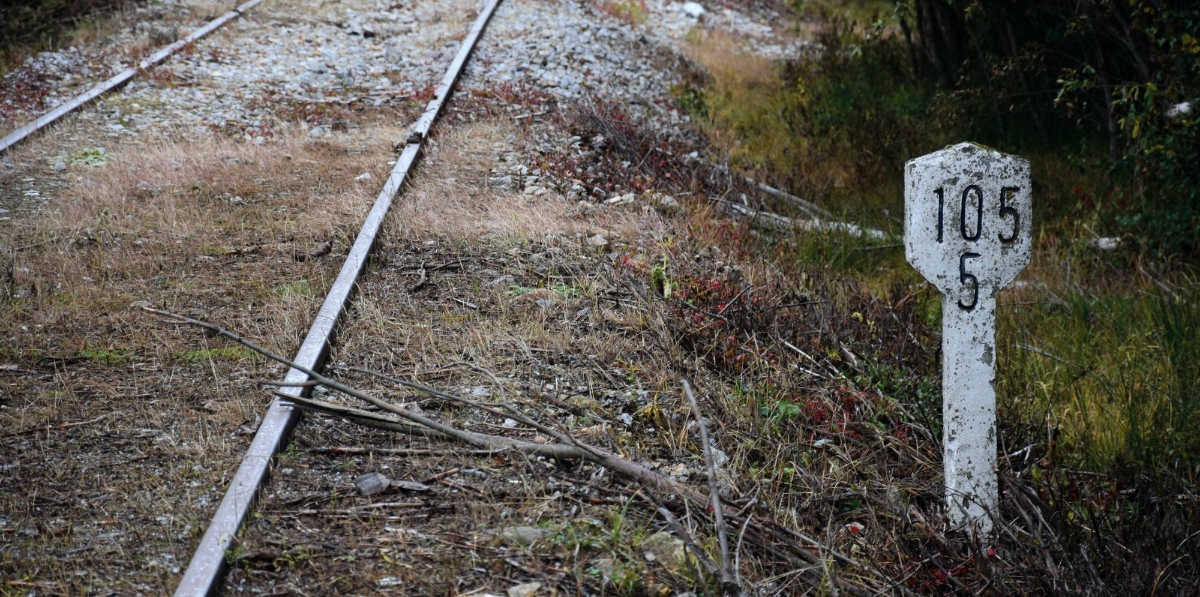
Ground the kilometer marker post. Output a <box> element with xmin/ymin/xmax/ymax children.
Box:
<box><xmin>904</xmin><ymin>142</ymin><xmax>1031</xmax><ymax>536</ymax></box>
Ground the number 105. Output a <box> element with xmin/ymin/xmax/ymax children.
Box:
<box><xmin>934</xmin><ymin>185</ymin><xmax>1021</xmax><ymax>244</ymax></box>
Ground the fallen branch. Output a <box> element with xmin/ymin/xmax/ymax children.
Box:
<box><xmin>2</xmin><ymin>414</ymin><xmax>110</xmax><ymax>438</ymax></box>
<box><xmin>274</xmin><ymin>392</ymin><xmax>453</xmax><ymax>440</ymax></box>
<box><xmin>684</xmin><ymin>151</ymin><xmax>835</xmax><ymax>220</ymax></box>
<box><xmin>144</xmin><ymin>307</ymin><xmax>705</xmax><ymax>494</ymax></box>
<box><xmin>719</xmin><ymin>199</ymin><xmax>891</xmax><ymax>240</ymax></box>
<box><xmin>745</xmin><ymin>176</ymin><xmax>835</xmax><ymax>220</ymax></box>
<box><xmin>682</xmin><ymin>379</ymin><xmax>742</xmax><ymax>596</ymax></box>
<box><xmin>309</xmin><ymin>446</ymin><xmax>498</xmax><ymax>456</ymax></box>
<box><xmin>146</xmin><ymin>307</ymin><xmax>899</xmax><ymax>596</ymax></box>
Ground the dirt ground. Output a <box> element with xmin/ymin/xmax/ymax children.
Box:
<box><xmin>2</xmin><ymin>0</ymin><xmax>1097</xmax><ymax>595</ymax></box>
<box><xmin>0</xmin><ymin>113</ymin><xmax>420</xmax><ymax>593</ymax></box>
<box><xmin>223</xmin><ymin>116</ymin><xmax>701</xmax><ymax>595</ymax></box>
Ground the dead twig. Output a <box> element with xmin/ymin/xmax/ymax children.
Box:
<box><xmin>273</xmin><ymin>392</ymin><xmax>453</xmax><ymax>440</ymax></box>
<box><xmin>145</xmin><ymin>307</ymin><xmax>707</xmax><ymax>495</ymax></box>
<box><xmin>642</xmin><ymin>492</ymin><xmax>722</xmax><ymax>579</ymax></box>
<box><xmin>309</xmin><ymin>446</ymin><xmax>497</xmax><ymax>456</ymax></box>
<box><xmin>682</xmin><ymin>378</ymin><xmax>741</xmax><ymax>596</ymax></box>
<box><xmin>408</xmin><ymin>262</ymin><xmax>427</xmax><ymax>292</ymax></box>
<box><xmin>2</xmin><ymin>414</ymin><xmax>110</xmax><ymax>438</ymax></box>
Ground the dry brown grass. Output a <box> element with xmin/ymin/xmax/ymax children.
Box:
<box><xmin>682</xmin><ymin>28</ymin><xmax>777</xmax><ymax>89</ymax></box>
<box><xmin>0</xmin><ymin>120</ymin><xmax>404</xmax><ymax>592</ymax></box>
<box><xmin>394</xmin><ymin>120</ymin><xmax>652</xmax><ymax>244</ymax></box>
<box><xmin>2</xmin><ymin>124</ymin><xmax>396</xmax><ymax>353</ymax></box>
<box><xmin>224</xmin><ymin>114</ymin><xmax>704</xmax><ymax>596</ymax></box>
<box><xmin>216</xmin><ymin>108</ymin><xmax>929</xmax><ymax>595</ymax></box>
<box><xmin>212</xmin><ymin>98</ymin><xmax>1139</xmax><ymax>595</ymax></box>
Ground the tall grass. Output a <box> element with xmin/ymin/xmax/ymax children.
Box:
<box><xmin>998</xmin><ymin>276</ymin><xmax>1200</xmax><ymax>472</ymax></box>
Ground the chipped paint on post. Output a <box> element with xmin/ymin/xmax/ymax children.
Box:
<box><xmin>904</xmin><ymin>142</ymin><xmax>1031</xmax><ymax>535</ymax></box>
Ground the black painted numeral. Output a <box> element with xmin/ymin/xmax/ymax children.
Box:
<box><xmin>935</xmin><ymin>187</ymin><xmax>944</xmax><ymax>243</ymax></box>
<box><xmin>958</xmin><ymin>252</ymin><xmax>981</xmax><ymax>310</ymax></box>
<box><xmin>999</xmin><ymin>186</ymin><xmax>1020</xmax><ymax>243</ymax></box>
<box><xmin>961</xmin><ymin>185</ymin><xmax>982</xmax><ymax>241</ymax></box>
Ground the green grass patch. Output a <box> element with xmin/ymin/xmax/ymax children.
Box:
<box><xmin>999</xmin><ymin>280</ymin><xmax>1200</xmax><ymax>471</ymax></box>
<box><xmin>77</xmin><ymin>347</ymin><xmax>135</xmax><ymax>364</ymax></box>
<box><xmin>670</xmin><ymin>6</ymin><xmax>1200</xmax><ymax>589</ymax></box>
<box><xmin>173</xmin><ymin>346</ymin><xmax>258</xmax><ymax>365</ymax></box>
<box><xmin>680</xmin><ymin>3</ymin><xmax>1199</xmax><ymax>475</ymax></box>
<box><xmin>272</xmin><ymin>279</ymin><xmax>318</xmax><ymax>298</ymax></box>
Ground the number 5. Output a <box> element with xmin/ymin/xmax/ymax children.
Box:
<box><xmin>999</xmin><ymin>186</ymin><xmax>1020</xmax><ymax>242</ymax></box>
<box><xmin>959</xmin><ymin>252</ymin><xmax>980</xmax><ymax>310</ymax></box>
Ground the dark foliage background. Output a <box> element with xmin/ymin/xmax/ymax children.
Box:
<box><xmin>846</xmin><ymin>0</ymin><xmax>1199</xmax><ymax>255</ymax></box>
<box><xmin>0</xmin><ymin>0</ymin><xmax>138</xmax><ymax>72</ymax></box>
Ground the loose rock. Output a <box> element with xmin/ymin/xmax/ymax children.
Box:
<box><xmin>507</xmin><ymin>582</ymin><xmax>541</xmax><ymax>597</ymax></box>
<box><xmin>354</xmin><ymin>472</ymin><xmax>391</xmax><ymax>496</ymax></box>
<box><xmin>500</xmin><ymin>526</ymin><xmax>548</xmax><ymax>546</ymax></box>
<box><xmin>642</xmin><ymin>531</ymin><xmax>687</xmax><ymax>572</ymax></box>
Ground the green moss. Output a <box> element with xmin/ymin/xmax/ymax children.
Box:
<box><xmin>69</xmin><ymin>146</ymin><xmax>109</xmax><ymax>166</ymax></box>
<box><xmin>77</xmin><ymin>347</ymin><xmax>135</xmax><ymax>364</ymax></box>
<box><xmin>173</xmin><ymin>346</ymin><xmax>257</xmax><ymax>365</ymax></box>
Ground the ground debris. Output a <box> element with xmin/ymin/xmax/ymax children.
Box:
<box><xmin>499</xmin><ymin>526</ymin><xmax>549</xmax><ymax>547</ymax></box>
<box><xmin>354</xmin><ymin>472</ymin><xmax>391</xmax><ymax>496</ymax></box>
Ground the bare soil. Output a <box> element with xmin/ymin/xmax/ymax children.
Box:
<box><xmin>0</xmin><ymin>107</ymin><xmax>421</xmax><ymax>593</ymax></box>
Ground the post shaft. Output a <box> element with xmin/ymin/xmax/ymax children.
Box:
<box><xmin>941</xmin><ymin>293</ymin><xmax>998</xmax><ymax>535</ymax></box>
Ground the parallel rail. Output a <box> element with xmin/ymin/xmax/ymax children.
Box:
<box><xmin>0</xmin><ymin>0</ymin><xmax>266</xmax><ymax>155</ymax></box>
<box><xmin>172</xmin><ymin>1</ymin><xmax>503</xmax><ymax>594</ymax></box>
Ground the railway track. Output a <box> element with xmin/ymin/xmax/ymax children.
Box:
<box><xmin>173</xmin><ymin>1</ymin><xmax>502</xmax><ymax>593</ymax></box>
<box><xmin>1</xmin><ymin>1</ymin><xmax>868</xmax><ymax>594</ymax></box>
<box><xmin>6</xmin><ymin>0</ymin><xmax>505</xmax><ymax>592</ymax></box>
<box><xmin>0</xmin><ymin>0</ymin><xmax>265</xmax><ymax>155</ymax></box>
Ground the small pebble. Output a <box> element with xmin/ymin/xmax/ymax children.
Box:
<box><xmin>354</xmin><ymin>472</ymin><xmax>391</xmax><ymax>496</ymax></box>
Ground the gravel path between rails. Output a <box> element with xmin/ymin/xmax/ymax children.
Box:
<box><xmin>1</xmin><ymin>0</ymin><xmax>810</xmax><ymax>593</ymax></box>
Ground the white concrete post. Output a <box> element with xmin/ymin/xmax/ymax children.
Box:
<box><xmin>904</xmin><ymin>142</ymin><xmax>1031</xmax><ymax>535</ymax></box>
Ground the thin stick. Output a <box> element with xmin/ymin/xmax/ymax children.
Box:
<box><xmin>274</xmin><ymin>392</ymin><xmax>452</xmax><ymax>439</ymax></box>
<box><xmin>682</xmin><ymin>379</ymin><xmax>740</xmax><ymax>596</ymax></box>
<box><xmin>641</xmin><ymin>493</ymin><xmax>721</xmax><ymax>578</ymax></box>
<box><xmin>735</xmin><ymin>514</ymin><xmax>752</xmax><ymax>587</ymax></box>
<box><xmin>256</xmin><ymin>379</ymin><xmax>320</xmax><ymax>387</ymax></box>
<box><xmin>408</xmin><ymin>262</ymin><xmax>427</xmax><ymax>292</ymax></box>
<box><xmin>309</xmin><ymin>446</ymin><xmax>497</xmax><ymax>456</ymax></box>
<box><xmin>145</xmin><ymin>307</ymin><xmax>707</xmax><ymax>496</ymax></box>
<box><xmin>2</xmin><ymin>414</ymin><xmax>109</xmax><ymax>438</ymax></box>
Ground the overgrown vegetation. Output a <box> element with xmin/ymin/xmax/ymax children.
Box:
<box><xmin>0</xmin><ymin>0</ymin><xmax>139</xmax><ymax>73</ymax></box>
<box><xmin>667</xmin><ymin>0</ymin><xmax>1200</xmax><ymax>592</ymax></box>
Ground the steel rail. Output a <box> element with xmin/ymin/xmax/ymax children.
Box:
<box><xmin>172</xmin><ymin>0</ymin><xmax>502</xmax><ymax>594</ymax></box>
<box><xmin>0</xmin><ymin>0</ymin><xmax>265</xmax><ymax>155</ymax></box>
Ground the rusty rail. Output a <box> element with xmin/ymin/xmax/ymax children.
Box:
<box><xmin>0</xmin><ymin>0</ymin><xmax>265</xmax><ymax>155</ymax></box>
<box><xmin>171</xmin><ymin>1</ymin><xmax>503</xmax><ymax>594</ymax></box>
